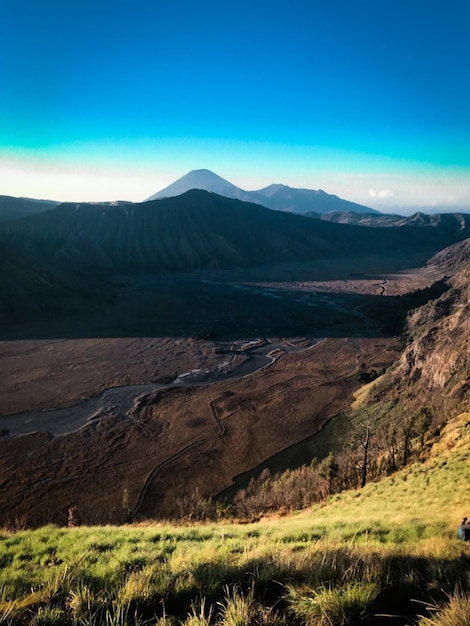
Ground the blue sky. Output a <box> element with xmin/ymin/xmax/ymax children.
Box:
<box><xmin>1</xmin><ymin>0</ymin><xmax>469</xmax><ymax>212</ymax></box>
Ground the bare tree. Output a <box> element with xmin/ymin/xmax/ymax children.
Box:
<box><xmin>344</xmin><ymin>411</ymin><xmax>381</xmax><ymax>489</ymax></box>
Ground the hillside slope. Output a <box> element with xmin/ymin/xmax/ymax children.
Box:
<box><xmin>369</xmin><ymin>239</ymin><xmax>470</xmax><ymax>419</ymax></box>
<box><xmin>0</xmin><ymin>195</ymin><xmax>58</xmax><ymax>222</ymax></box>
<box><xmin>2</xmin><ymin>190</ymin><xmax>469</xmax><ymax>276</ymax></box>
<box><xmin>0</xmin><ymin>242</ymin><xmax>110</xmax><ymax>324</ymax></box>
<box><xmin>298</xmin><ymin>410</ymin><xmax>470</xmax><ymax>533</ymax></box>
<box><xmin>0</xmin><ymin>406</ymin><xmax>468</xmax><ymax>626</ymax></box>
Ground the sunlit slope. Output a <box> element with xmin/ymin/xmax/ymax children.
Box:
<box><xmin>297</xmin><ymin>412</ymin><xmax>470</xmax><ymax>534</ymax></box>
<box><xmin>0</xmin><ymin>409</ymin><xmax>468</xmax><ymax>625</ymax></box>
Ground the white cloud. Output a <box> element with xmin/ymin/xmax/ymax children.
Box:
<box><xmin>368</xmin><ymin>188</ymin><xmax>394</xmax><ymax>199</ymax></box>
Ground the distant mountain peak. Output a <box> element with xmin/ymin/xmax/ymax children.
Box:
<box><xmin>146</xmin><ymin>169</ymin><xmax>378</xmax><ymax>214</ymax></box>
<box><xmin>145</xmin><ymin>169</ymin><xmax>244</xmax><ymax>202</ymax></box>
<box><xmin>177</xmin><ymin>169</ymin><xmax>230</xmax><ymax>184</ymax></box>
<box><xmin>187</xmin><ymin>168</ymin><xmax>219</xmax><ymax>176</ymax></box>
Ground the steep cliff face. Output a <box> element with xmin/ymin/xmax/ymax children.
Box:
<box><xmin>371</xmin><ymin>241</ymin><xmax>470</xmax><ymax>419</ymax></box>
<box><xmin>398</xmin><ymin>270</ymin><xmax>470</xmax><ymax>395</ymax></box>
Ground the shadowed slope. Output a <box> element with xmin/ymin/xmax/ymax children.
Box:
<box><xmin>320</xmin><ymin>210</ymin><xmax>470</xmax><ymax>229</ymax></box>
<box><xmin>0</xmin><ymin>195</ymin><xmax>58</xmax><ymax>222</ymax></box>
<box><xmin>2</xmin><ymin>190</ymin><xmax>469</xmax><ymax>275</ymax></box>
<box><xmin>0</xmin><ymin>242</ymin><xmax>111</xmax><ymax>323</ymax></box>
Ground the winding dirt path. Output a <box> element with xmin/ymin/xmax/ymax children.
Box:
<box><xmin>131</xmin><ymin>388</ymin><xmax>227</xmax><ymax>517</ymax></box>
<box><xmin>374</xmin><ymin>279</ymin><xmax>388</xmax><ymax>295</ymax></box>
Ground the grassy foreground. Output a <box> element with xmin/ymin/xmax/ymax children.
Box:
<box><xmin>1</xmin><ymin>415</ymin><xmax>469</xmax><ymax>626</ymax></box>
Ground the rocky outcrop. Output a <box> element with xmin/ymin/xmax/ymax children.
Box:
<box><xmin>370</xmin><ymin>240</ymin><xmax>470</xmax><ymax>418</ymax></box>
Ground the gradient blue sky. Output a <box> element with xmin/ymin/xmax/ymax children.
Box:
<box><xmin>1</xmin><ymin>0</ymin><xmax>469</xmax><ymax>213</ymax></box>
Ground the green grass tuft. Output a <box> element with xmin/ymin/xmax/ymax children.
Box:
<box><xmin>286</xmin><ymin>581</ymin><xmax>380</xmax><ymax>626</ymax></box>
<box><xmin>1</xmin><ymin>413</ymin><xmax>469</xmax><ymax>625</ymax></box>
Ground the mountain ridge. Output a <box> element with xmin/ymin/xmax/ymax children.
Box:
<box><xmin>3</xmin><ymin>190</ymin><xmax>468</xmax><ymax>279</ymax></box>
<box><xmin>146</xmin><ymin>168</ymin><xmax>378</xmax><ymax>214</ymax></box>
<box><xmin>0</xmin><ymin>195</ymin><xmax>59</xmax><ymax>222</ymax></box>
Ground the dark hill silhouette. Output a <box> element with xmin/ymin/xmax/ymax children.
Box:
<box><xmin>3</xmin><ymin>190</ymin><xmax>470</xmax><ymax>276</ymax></box>
<box><xmin>319</xmin><ymin>210</ymin><xmax>470</xmax><ymax>229</ymax></box>
<box><xmin>0</xmin><ymin>241</ymin><xmax>109</xmax><ymax>324</ymax></box>
<box><xmin>146</xmin><ymin>168</ymin><xmax>377</xmax><ymax>214</ymax></box>
<box><xmin>0</xmin><ymin>195</ymin><xmax>59</xmax><ymax>222</ymax></box>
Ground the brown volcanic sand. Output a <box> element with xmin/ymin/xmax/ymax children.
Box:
<box><xmin>133</xmin><ymin>336</ymin><xmax>400</xmax><ymax>520</ymax></box>
<box><xmin>250</xmin><ymin>266</ymin><xmax>442</xmax><ymax>296</ymax></box>
<box><xmin>0</xmin><ymin>336</ymin><xmax>400</xmax><ymax>526</ymax></box>
<box><xmin>0</xmin><ymin>336</ymin><xmax>224</xmax><ymax>416</ymax></box>
<box><xmin>0</xmin><ymin>265</ymin><xmax>438</xmax><ymax>418</ymax></box>
<box><xmin>0</xmin><ymin>264</ymin><xmax>441</xmax><ymax>526</ymax></box>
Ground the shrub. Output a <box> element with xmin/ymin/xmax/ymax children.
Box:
<box><xmin>218</xmin><ymin>585</ymin><xmax>257</xmax><ymax>626</ymax></box>
<box><xmin>417</xmin><ymin>592</ymin><xmax>470</xmax><ymax>626</ymax></box>
<box><xmin>181</xmin><ymin>598</ymin><xmax>213</xmax><ymax>626</ymax></box>
<box><xmin>286</xmin><ymin>581</ymin><xmax>380</xmax><ymax>626</ymax></box>
<box><xmin>31</xmin><ymin>605</ymin><xmax>66</xmax><ymax>625</ymax></box>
